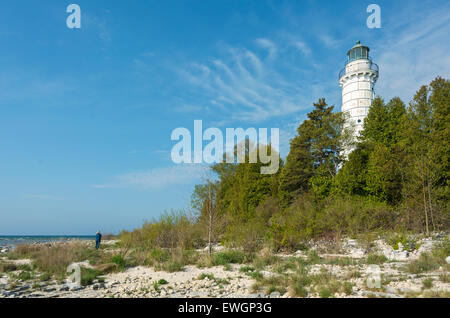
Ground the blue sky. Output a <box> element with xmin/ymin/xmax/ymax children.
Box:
<box><xmin>0</xmin><ymin>0</ymin><xmax>449</xmax><ymax>235</ymax></box>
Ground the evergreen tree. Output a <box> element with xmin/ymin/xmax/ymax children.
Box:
<box><xmin>279</xmin><ymin>98</ymin><xmax>347</xmax><ymax>204</ymax></box>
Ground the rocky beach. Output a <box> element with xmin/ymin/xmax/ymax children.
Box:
<box><xmin>0</xmin><ymin>234</ymin><xmax>449</xmax><ymax>298</ymax></box>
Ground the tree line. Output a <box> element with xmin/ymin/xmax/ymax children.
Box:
<box><xmin>121</xmin><ymin>77</ymin><xmax>448</xmax><ymax>253</ymax></box>
<box><xmin>190</xmin><ymin>77</ymin><xmax>449</xmax><ymax>252</ymax></box>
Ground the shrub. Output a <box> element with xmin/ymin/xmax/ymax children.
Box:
<box><xmin>148</xmin><ymin>248</ymin><xmax>171</xmax><ymax>263</ymax></box>
<box><xmin>80</xmin><ymin>267</ymin><xmax>102</xmax><ymax>286</ymax></box>
<box><xmin>319</xmin><ymin>287</ymin><xmax>332</xmax><ymax>298</ymax></box>
<box><xmin>222</xmin><ymin>221</ymin><xmax>266</xmax><ymax>253</ymax></box>
<box><xmin>110</xmin><ymin>254</ymin><xmax>126</xmax><ymax>271</ymax></box>
<box><xmin>343</xmin><ymin>282</ymin><xmax>354</xmax><ymax>295</ymax></box>
<box><xmin>422</xmin><ymin>278</ymin><xmax>433</xmax><ymax>289</ymax></box>
<box><xmin>119</xmin><ymin>210</ymin><xmax>202</xmax><ymax>250</ymax></box>
<box><xmin>212</xmin><ymin>250</ymin><xmax>252</xmax><ymax>266</ymax></box>
<box><xmin>289</xmin><ymin>267</ymin><xmax>311</xmax><ymax>297</ymax></box>
<box><xmin>18</xmin><ymin>271</ymin><xmax>32</xmax><ymax>281</ymax></box>
<box><xmin>39</xmin><ymin>272</ymin><xmax>51</xmax><ymax>282</ymax></box>
<box><xmin>320</xmin><ymin>196</ymin><xmax>396</xmax><ymax>237</ymax></box>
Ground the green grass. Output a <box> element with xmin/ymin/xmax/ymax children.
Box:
<box><xmin>345</xmin><ymin>270</ymin><xmax>362</xmax><ymax>279</ymax></box>
<box><xmin>197</xmin><ymin>273</ymin><xmax>229</xmax><ymax>286</ymax></box>
<box><xmin>405</xmin><ymin>253</ymin><xmax>443</xmax><ymax>274</ymax></box>
<box><xmin>158</xmin><ymin>279</ymin><xmax>168</xmax><ymax>285</ymax></box>
<box><xmin>439</xmin><ymin>273</ymin><xmax>449</xmax><ymax>283</ymax></box>
<box><xmin>198</xmin><ymin>273</ymin><xmax>215</xmax><ymax>280</ymax></box>
<box><xmin>422</xmin><ymin>290</ymin><xmax>450</xmax><ymax>298</ymax></box>
<box><xmin>325</xmin><ymin>257</ymin><xmax>360</xmax><ymax>266</ymax></box>
<box><xmin>39</xmin><ymin>272</ymin><xmax>51</xmax><ymax>282</ymax></box>
<box><xmin>272</xmin><ymin>258</ymin><xmax>297</xmax><ymax>273</ymax></box>
<box><xmin>17</xmin><ymin>271</ymin><xmax>32</xmax><ymax>281</ymax></box>
<box><xmin>343</xmin><ymin>282</ymin><xmax>354</xmax><ymax>295</ymax></box>
<box><xmin>422</xmin><ymin>278</ymin><xmax>434</xmax><ymax>289</ymax></box>
<box><xmin>318</xmin><ymin>287</ymin><xmax>332</xmax><ymax>298</ymax></box>
<box><xmin>80</xmin><ymin>267</ymin><xmax>102</xmax><ymax>286</ymax></box>
<box><xmin>239</xmin><ymin>266</ymin><xmax>255</xmax><ymax>274</ymax></box>
<box><xmin>290</xmin><ymin>272</ymin><xmax>310</xmax><ymax>297</ymax></box>
<box><xmin>18</xmin><ymin>264</ymin><xmax>33</xmax><ymax>272</ymax></box>
<box><xmin>110</xmin><ymin>254</ymin><xmax>126</xmax><ymax>271</ymax></box>
<box><xmin>366</xmin><ymin>254</ymin><xmax>388</xmax><ymax>264</ymax></box>
<box><xmin>249</xmin><ymin>271</ymin><xmax>263</xmax><ymax>280</ymax></box>
<box><xmin>305</xmin><ymin>250</ymin><xmax>321</xmax><ymax>264</ymax></box>
<box><xmin>155</xmin><ymin>260</ymin><xmax>185</xmax><ymax>272</ymax></box>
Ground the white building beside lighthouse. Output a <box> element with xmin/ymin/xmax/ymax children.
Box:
<box><xmin>339</xmin><ymin>41</ymin><xmax>379</xmax><ymax>156</ymax></box>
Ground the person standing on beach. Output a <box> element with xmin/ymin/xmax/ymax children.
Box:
<box><xmin>95</xmin><ymin>231</ymin><xmax>102</xmax><ymax>250</ymax></box>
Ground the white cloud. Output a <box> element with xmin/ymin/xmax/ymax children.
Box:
<box><xmin>178</xmin><ymin>44</ymin><xmax>313</xmax><ymax>123</ymax></box>
<box><xmin>318</xmin><ymin>34</ymin><xmax>342</xmax><ymax>49</ymax></box>
<box><xmin>92</xmin><ymin>164</ymin><xmax>207</xmax><ymax>190</ymax></box>
<box><xmin>374</xmin><ymin>5</ymin><xmax>450</xmax><ymax>102</ymax></box>
<box><xmin>294</xmin><ymin>40</ymin><xmax>311</xmax><ymax>56</ymax></box>
<box><xmin>256</xmin><ymin>38</ymin><xmax>277</xmax><ymax>58</ymax></box>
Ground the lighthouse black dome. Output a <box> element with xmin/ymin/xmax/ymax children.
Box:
<box><xmin>347</xmin><ymin>41</ymin><xmax>370</xmax><ymax>62</ymax></box>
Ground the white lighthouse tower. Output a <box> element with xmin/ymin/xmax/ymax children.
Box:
<box><xmin>339</xmin><ymin>41</ymin><xmax>379</xmax><ymax>155</ymax></box>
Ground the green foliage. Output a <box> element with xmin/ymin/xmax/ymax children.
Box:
<box><xmin>366</xmin><ymin>254</ymin><xmax>388</xmax><ymax>264</ymax></box>
<box><xmin>431</xmin><ymin>239</ymin><xmax>450</xmax><ymax>261</ymax></box>
<box><xmin>178</xmin><ymin>78</ymin><xmax>449</xmax><ymax>253</ymax></box>
<box><xmin>422</xmin><ymin>278</ymin><xmax>433</xmax><ymax>289</ymax></box>
<box><xmin>80</xmin><ymin>267</ymin><xmax>102</xmax><ymax>286</ymax></box>
<box><xmin>212</xmin><ymin>250</ymin><xmax>253</xmax><ymax>266</ymax></box>
<box><xmin>405</xmin><ymin>253</ymin><xmax>444</xmax><ymax>274</ymax></box>
<box><xmin>110</xmin><ymin>254</ymin><xmax>126</xmax><ymax>271</ymax></box>
<box><xmin>279</xmin><ymin>98</ymin><xmax>348</xmax><ymax>205</ymax></box>
<box><xmin>18</xmin><ymin>271</ymin><xmax>32</xmax><ymax>281</ymax></box>
<box><xmin>318</xmin><ymin>287</ymin><xmax>332</xmax><ymax>298</ymax></box>
<box><xmin>119</xmin><ymin>210</ymin><xmax>203</xmax><ymax>250</ymax></box>
<box><xmin>198</xmin><ymin>273</ymin><xmax>215</xmax><ymax>280</ymax></box>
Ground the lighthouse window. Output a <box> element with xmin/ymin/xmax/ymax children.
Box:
<box><xmin>357</xmin><ymin>119</ymin><xmax>362</xmax><ymax>123</ymax></box>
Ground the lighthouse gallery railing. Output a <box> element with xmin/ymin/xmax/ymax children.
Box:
<box><xmin>339</xmin><ymin>59</ymin><xmax>379</xmax><ymax>80</ymax></box>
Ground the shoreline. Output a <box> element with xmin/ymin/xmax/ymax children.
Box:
<box><xmin>1</xmin><ymin>234</ymin><xmax>449</xmax><ymax>298</ymax></box>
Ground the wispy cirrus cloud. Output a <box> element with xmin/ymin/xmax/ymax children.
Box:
<box><xmin>255</xmin><ymin>38</ymin><xmax>277</xmax><ymax>59</ymax></box>
<box><xmin>177</xmin><ymin>43</ymin><xmax>316</xmax><ymax>123</ymax></box>
<box><xmin>92</xmin><ymin>164</ymin><xmax>207</xmax><ymax>190</ymax></box>
<box><xmin>293</xmin><ymin>40</ymin><xmax>312</xmax><ymax>56</ymax></box>
<box><xmin>374</xmin><ymin>4</ymin><xmax>450</xmax><ymax>102</ymax></box>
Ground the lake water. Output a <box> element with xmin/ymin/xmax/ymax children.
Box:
<box><xmin>0</xmin><ymin>236</ymin><xmax>96</xmax><ymax>248</ymax></box>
